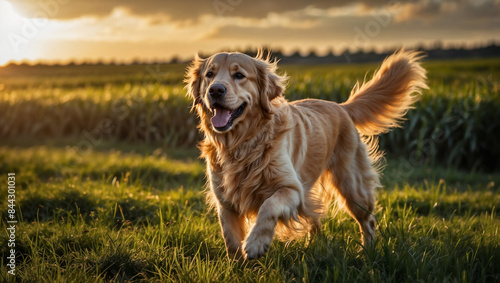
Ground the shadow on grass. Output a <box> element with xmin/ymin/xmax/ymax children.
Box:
<box><xmin>17</xmin><ymin>190</ymin><xmax>176</xmax><ymax>228</ymax></box>
<box><xmin>93</xmin><ymin>246</ymin><xmax>153</xmax><ymax>281</ymax></box>
<box><xmin>397</xmin><ymin>196</ymin><xmax>500</xmax><ymax>218</ymax></box>
<box><xmin>19</xmin><ymin>190</ymin><xmax>98</xmax><ymax>223</ymax></box>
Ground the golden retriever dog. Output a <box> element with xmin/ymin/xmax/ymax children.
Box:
<box><xmin>185</xmin><ymin>50</ymin><xmax>427</xmax><ymax>260</ymax></box>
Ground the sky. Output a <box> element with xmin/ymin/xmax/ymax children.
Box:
<box><xmin>0</xmin><ymin>0</ymin><xmax>499</xmax><ymax>65</ymax></box>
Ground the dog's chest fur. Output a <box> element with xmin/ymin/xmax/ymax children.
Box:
<box><xmin>216</xmin><ymin>136</ymin><xmax>279</xmax><ymax>214</ymax></box>
<box><xmin>204</xmin><ymin>113</ymin><xmax>292</xmax><ymax>215</ymax></box>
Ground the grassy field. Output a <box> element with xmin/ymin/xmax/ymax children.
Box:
<box><xmin>1</xmin><ymin>57</ymin><xmax>500</xmax><ymax>282</ymax></box>
<box><xmin>0</xmin><ymin>142</ymin><xmax>499</xmax><ymax>282</ymax></box>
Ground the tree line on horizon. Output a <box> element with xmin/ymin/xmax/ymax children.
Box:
<box><xmin>5</xmin><ymin>41</ymin><xmax>500</xmax><ymax>67</ymax></box>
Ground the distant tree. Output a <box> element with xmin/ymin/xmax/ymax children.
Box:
<box><xmin>325</xmin><ymin>48</ymin><xmax>335</xmax><ymax>58</ymax></box>
<box><xmin>432</xmin><ymin>41</ymin><xmax>443</xmax><ymax>50</ymax></box>
<box><xmin>306</xmin><ymin>48</ymin><xmax>319</xmax><ymax>58</ymax></box>
<box><xmin>289</xmin><ymin>50</ymin><xmax>302</xmax><ymax>58</ymax></box>
<box><xmin>169</xmin><ymin>56</ymin><xmax>179</xmax><ymax>64</ymax></box>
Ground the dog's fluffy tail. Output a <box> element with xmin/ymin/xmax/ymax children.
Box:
<box><xmin>341</xmin><ymin>50</ymin><xmax>428</xmax><ymax>136</ymax></box>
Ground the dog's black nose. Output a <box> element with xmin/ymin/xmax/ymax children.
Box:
<box><xmin>209</xmin><ymin>83</ymin><xmax>226</xmax><ymax>99</ymax></box>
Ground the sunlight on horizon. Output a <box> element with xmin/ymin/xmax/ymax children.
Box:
<box><xmin>0</xmin><ymin>0</ymin><xmax>498</xmax><ymax>66</ymax></box>
<box><xmin>0</xmin><ymin>0</ymin><xmax>29</xmax><ymax>66</ymax></box>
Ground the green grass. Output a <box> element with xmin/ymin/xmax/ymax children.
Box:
<box><xmin>0</xmin><ymin>142</ymin><xmax>499</xmax><ymax>282</ymax></box>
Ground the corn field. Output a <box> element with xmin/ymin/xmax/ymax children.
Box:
<box><xmin>1</xmin><ymin>58</ymin><xmax>499</xmax><ymax>170</ymax></box>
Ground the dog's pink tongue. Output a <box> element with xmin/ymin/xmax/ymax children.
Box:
<box><xmin>211</xmin><ymin>107</ymin><xmax>231</xmax><ymax>128</ymax></box>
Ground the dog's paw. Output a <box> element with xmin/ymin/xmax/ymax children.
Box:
<box><xmin>226</xmin><ymin>246</ymin><xmax>245</xmax><ymax>262</ymax></box>
<box><xmin>243</xmin><ymin>233</ymin><xmax>272</xmax><ymax>260</ymax></box>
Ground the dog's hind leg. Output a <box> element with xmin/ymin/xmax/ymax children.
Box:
<box><xmin>326</xmin><ymin>140</ymin><xmax>379</xmax><ymax>246</ymax></box>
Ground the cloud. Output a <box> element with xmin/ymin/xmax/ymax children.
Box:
<box><xmin>395</xmin><ymin>0</ymin><xmax>500</xmax><ymax>23</ymax></box>
<box><xmin>11</xmin><ymin>0</ymin><xmax>497</xmax><ymax>37</ymax></box>
<box><xmin>201</xmin><ymin>0</ymin><xmax>500</xmax><ymax>52</ymax></box>
<box><xmin>4</xmin><ymin>0</ymin><xmax>499</xmax><ymax>63</ymax></box>
<box><xmin>9</xmin><ymin>0</ymin><xmax>391</xmax><ymax>21</ymax></box>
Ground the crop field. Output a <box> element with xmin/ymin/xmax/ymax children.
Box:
<box><xmin>0</xmin><ymin>57</ymin><xmax>499</xmax><ymax>282</ymax></box>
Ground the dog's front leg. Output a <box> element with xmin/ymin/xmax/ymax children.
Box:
<box><xmin>208</xmin><ymin>166</ymin><xmax>246</xmax><ymax>259</ymax></box>
<box><xmin>218</xmin><ymin>205</ymin><xmax>246</xmax><ymax>259</ymax></box>
<box><xmin>243</xmin><ymin>188</ymin><xmax>301</xmax><ymax>259</ymax></box>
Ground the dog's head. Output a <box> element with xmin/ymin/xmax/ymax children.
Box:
<box><xmin>185</xmin><ymin>52</ymin><xmax>287</xmax><ymax>135</ymax></box>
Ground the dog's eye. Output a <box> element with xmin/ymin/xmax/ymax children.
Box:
<box><xmin>206</xmin><ymin>71</ymin><xmax>214</xmax><ymax>78</ymax></box>
<box><xmin>234</xmin><ymin>72</ymin><xmax>245</xmax><ymax>80</ymax></box>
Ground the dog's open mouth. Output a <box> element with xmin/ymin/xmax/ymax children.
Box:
<box><xmin>211</xmin><ymin>102</ymin><xmax>247</xmax><ymax>132</ymax></box>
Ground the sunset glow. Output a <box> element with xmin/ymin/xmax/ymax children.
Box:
<box><xmin>1</xmin><ymin>0</ymin><xmax>499</xmax><ymax>65</ymax></box>
<box><xmin>0</xmin><ymin>0</ymin><xmax>29</xmax><ymax>65</ymax></box>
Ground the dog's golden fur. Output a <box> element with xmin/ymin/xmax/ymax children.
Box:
<box><xmin>185</xmin><ymin>50</ymin><xmax>427</xmax><ymax>259</ymax></box>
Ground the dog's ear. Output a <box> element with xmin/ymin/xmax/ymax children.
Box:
<box><xmin>184</xmin><ymin>54</ymin><xmax>206</xmax><ymax>111</ymax></box>
<box><xmin>256</xmin><ymin>57</ymin><xmax>287</xmax><ymax>119</ymax></box>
